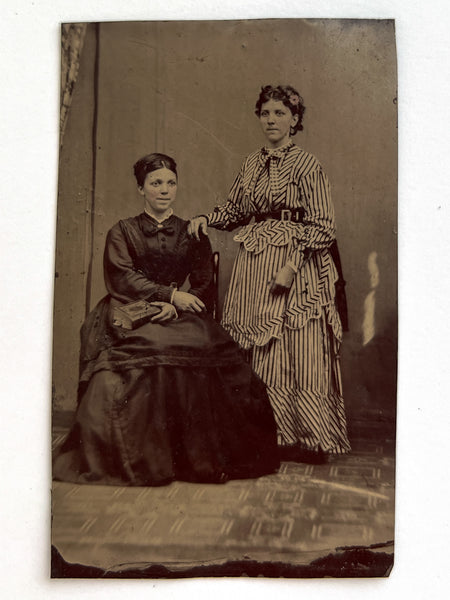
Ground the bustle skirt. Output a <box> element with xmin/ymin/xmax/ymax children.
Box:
<box><xmin>221</xmin><ymin>239</ymin><xmax>351</xmax><ymax>454</ymax></box>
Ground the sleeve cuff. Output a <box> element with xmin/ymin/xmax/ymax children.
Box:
<box><xmin>149</xmin><ymin>285</ymin><xmax>174</xmax><ymax>303</ymax></box>
<box><xmin>204</xmin><ymin>211</ymin><xmax>220</xmax><ymax>226</ymax></box>
<box><xmin>170</xmin><ymin>285</ymin><xmax>177</xmax><ymax>304</ymax></box>
<box><xmin>286</xmin><ymin>259</ymin><xmax>299</xmax><ymax>273</ymax></box>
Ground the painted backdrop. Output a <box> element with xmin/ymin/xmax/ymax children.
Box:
<box><xmin>53</xmin><ymin>19</ymin><xmax>397</xmax><ymax>433</ymax></box>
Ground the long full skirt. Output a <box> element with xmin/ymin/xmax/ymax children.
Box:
<box><xmin>221</xmin><ymin>240</ymin><xmax>351</xmax><ymax>454</ymax></box>
<box><xmin>53</xmin><ymin>297</ymin><xmax>280</xmax><ymax>486</ymax></box>
<box><xmin>251</xmin><ymin>312</ymin><xmax>350</xmax><ymax>452</ymax></box>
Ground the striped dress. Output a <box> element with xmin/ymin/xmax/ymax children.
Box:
<box><xmin>206</xmin><ymin>141</ymin><xmax>351</xmax><ymax>454</ymax></box>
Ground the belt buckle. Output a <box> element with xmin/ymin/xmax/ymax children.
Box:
<box><xmin>280</xmin><ymin>209</ymin><xmax>291</xmax><ymax>222</ymax></box>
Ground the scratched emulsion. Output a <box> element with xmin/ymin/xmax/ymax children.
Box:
<box><xmin>362</xmin><ymin>251</ymin><xmax>380</xmax><ymax>346</ymax></box>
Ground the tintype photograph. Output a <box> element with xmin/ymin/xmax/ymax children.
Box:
<box><xmin>51</xmin><ymin>18</ymin><xmax>397</xmax><ymax>578</ymax></box>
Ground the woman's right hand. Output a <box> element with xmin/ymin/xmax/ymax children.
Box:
<box><xmin>187</xmin><ymin>216</ymin><xmax>208</xmax><ymax>241</ymax></box>
<box><xmin>149</xmin><ymin>301</ymin><xmax>178</xmax><ymax>324</ymax></box>
<box><xmin>172</xmin><ymin>291</ymin><xmax>206</xmax><ymax>313</ymax></box>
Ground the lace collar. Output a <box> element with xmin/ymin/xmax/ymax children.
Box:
<box><xmin>260</xmin><ymin>139</ymin><xmax>294</xmax><ymax>159</ymax></box>
<box><xmin>143</xmin><ymin>208</ymin><xmax>174</xmax><ymax>224</ymax></box>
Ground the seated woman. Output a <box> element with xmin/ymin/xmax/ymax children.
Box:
<box><xmin>53</xmin><ymin>152</ymin><xmax>280</xmax><ymax>486</ymax></box>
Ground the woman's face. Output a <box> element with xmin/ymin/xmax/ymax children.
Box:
<box><xmin>258</xmin><ymin>99</ymin><xmax>298</xmax><ymax>148</ymax></box>
<box><xmin>138</xmin><ymin>168</ymin><xmax>178</xmax><ymax>216</ymax></box>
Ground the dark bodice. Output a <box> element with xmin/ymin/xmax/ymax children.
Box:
<box><xmin>104</xmin><ymin>213</ymin><xmax>214</xmax><ymax>308</ymax></box>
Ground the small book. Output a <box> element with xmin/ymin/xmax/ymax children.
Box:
<box><xmin>112</xmin><ymin>299</ymin><xmax>161</xmax><ymax>330</ymax></box>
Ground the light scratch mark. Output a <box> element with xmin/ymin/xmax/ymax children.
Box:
<box><xmin>175</xmin><ymin>111</ymin><xmax>235</xmax><ymax>155</ymax></box>
<box><xmin>362</xmin><ymin>251</ymin><xmax>379</xmax><ymax>346</ymax></box>
<box><xmin>305</xmin><ymin>478</ymin><xmax>390</xmax><ymax>500</ymax></box>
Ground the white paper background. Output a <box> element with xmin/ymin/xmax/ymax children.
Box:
<box><xmin>1</xmin><ymin>0</ymin><xmax>449</xmax><ymax>597</ymax></box>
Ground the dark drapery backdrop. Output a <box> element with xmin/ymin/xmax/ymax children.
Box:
<box><xmin>53</xmin><ymin>19</ymin><xmax>397</xmax><ymax>430</ymax></box>
<box><xmin>60</xmin><ymin>23</ymin><xmax>87</xmax><ymax>148</ymax></box>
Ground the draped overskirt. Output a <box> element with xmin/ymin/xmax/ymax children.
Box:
<box><xmin>221</xmin><ymin>240</ymin><xmax>350</xmax><ymax>454</ymax></box>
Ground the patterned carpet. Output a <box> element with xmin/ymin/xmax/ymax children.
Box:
<box><xmin>51</xmin><ymin>415</ymin><xmax>395</xmax><ymax>578</ymax></box>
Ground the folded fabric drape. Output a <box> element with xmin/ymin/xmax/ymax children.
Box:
<box><xmin>60</xmin><ymin>23</ymin><xmax>87</xmax><ymax>147</ymax></box>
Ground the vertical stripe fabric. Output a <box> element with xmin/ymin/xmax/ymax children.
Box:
<box><xmin>252</xmin><ymin>312</ymin><xmax>350</xmax><ymax>452</ymax></box>
<box><xmin>206</xmin><ymin>141</ymin><xmax>350</xmax><ymax>453</ymax></box>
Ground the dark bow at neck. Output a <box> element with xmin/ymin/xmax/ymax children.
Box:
<box><xmin>140</xmin><ymin>213</ymin><xmax>175</xmax><ymax>237</ymax></box>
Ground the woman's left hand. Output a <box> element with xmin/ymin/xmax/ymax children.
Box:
<box><xmin>172</xmin><ymin>291</ymin><xmax>206</xmax><ymax>313</ymax></box>
<box><xmin>270</xmin><ymin>265</ymin><xmax>295</xmax><ymax>295</ymax></box>
<box><xmin>149</xmin><ymin>301</ymin><xmax>178</xmax><ymax>324</ymax></box>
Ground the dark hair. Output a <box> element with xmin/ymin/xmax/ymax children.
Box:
<box><xmin>254</xmin><ymin>85</ymin><xmax>306</xmax><ymax>134</ymax></box>
<box><xmin>133</xmin><ymin>153</ymin><xmax>178</xmax><ymax>187</ymax></box>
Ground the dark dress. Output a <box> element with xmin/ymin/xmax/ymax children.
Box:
<box><xmin>53</xmin><ymin>212</ymin><xmax>280</xmax><ymax>486</ymax></box>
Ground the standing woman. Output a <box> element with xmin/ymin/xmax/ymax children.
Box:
<box><xmin>189</xmin><ymin>85</ymin><xmax>351</xmax><ymax>462</ymax></box>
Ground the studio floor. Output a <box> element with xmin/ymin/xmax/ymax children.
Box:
<box><xmin>51</xmin><ymin>414</ymin><xmax>395</xmax><ymax>578</ymax></box>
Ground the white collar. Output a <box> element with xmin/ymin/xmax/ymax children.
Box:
<box><xmin>144</xmin><ymin>208</ymin><xmax>174</xmax><ymax>223</ymax></box>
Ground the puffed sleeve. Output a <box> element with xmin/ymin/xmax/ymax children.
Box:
<box><xmin>104</xmin><ymin>224</ymin><xmax>174</xmax><ymax>303</ymax></box>
<box><xmin>204</xmin><ymin>161</ymin><xmax>252</xmax><ymax>231</ymax></box>
<box><xmin>187</xmin><ymin>235</ymin><xmax>215</xmax><ymax>311</ymax></box>
<box><xmin>287</xmin><ymin>166</ymin><xmax>336</xmax><ymax>271</ymax></box>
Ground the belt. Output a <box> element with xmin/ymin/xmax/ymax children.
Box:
<box><xmin>254</xmin><ymin>208</ymin><xmax>305</xmax><ymax>224</ymax></box>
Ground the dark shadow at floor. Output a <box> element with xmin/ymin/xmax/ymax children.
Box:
<box><xmin>51</xmin><ymin>544</ymin><xmax>394</xmax><ymax>579</ymax></box>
